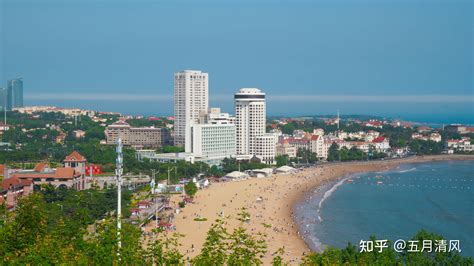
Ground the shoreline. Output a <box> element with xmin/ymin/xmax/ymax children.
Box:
<box><xmin>157</xmin><ymin>155</ymin><xmax>474</xmax><ymax>264</ymax></box>
<box><xmin>289</xmin><ymin>155</ymin><xmax>474</xmax><ymax>257</ymax></box>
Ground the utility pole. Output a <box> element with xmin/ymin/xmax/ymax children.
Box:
<box><xmin>115</xmin><ymin>138</ymin><xmax>123</xmax><ymax>262</ymax></box>
<box><xmin>167</xmin><ymin>167</ymin><xmax>173</xmax><ymax>186</ymax></box>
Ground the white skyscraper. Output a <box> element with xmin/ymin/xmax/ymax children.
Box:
<box><xmin>234</xmin><ymin>87</ymin><xmax>266</xmax><ymax>151</ymax></box>
<box><xmin>174</xmin><ymin>70</ymin><xmax>209</xmax><ymax>148</ymax></box>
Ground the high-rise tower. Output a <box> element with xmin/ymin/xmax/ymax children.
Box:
<box><xmin>234</xmin><ymin>88</ymin><xmax>266</xmax><ymax>155</ymax></box>
<box><xmin>173</xmin><ymin>70</ymin><xmax>209</xmax><ymax>149</ymax></box>
<box><xmin>7</xmin><ymin>78</ymin><xmax>23</xmax><ymax>110</ymax></box>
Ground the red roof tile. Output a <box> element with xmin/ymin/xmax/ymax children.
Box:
<box><xmin>1</xmin><ymin>176</ymin><xmax>33</xmax><ymax>190</ymax></box>
<box><xmin>0</xmin><ymin>164</ymin><xmax>5</xmax><ymax>175</ymax></box>
<box><xmin>64</xmin><ymin>151</ymin><xmax>86</xmax><ymax>162</ymax></box>
<box><xmin>34</xmin><ymin>162</ymin><xmax>49</xmax><ymax>172</ymax></box>
<box><xmin>10</xmin><ymin>167</ymin><xmax>76</xmax><ymax>181</ymax></box>
<box><xmin>372</xmin><ymin>137</ymin><xmax>386</xmax><ymax>143</ymax></box>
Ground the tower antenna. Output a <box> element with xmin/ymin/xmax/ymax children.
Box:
<box><xmin>115</xmin><ymin>138</ymin><xmax>123</xmax><ymax>261</ymax></box>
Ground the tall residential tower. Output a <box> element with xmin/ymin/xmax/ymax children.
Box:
<box><xmin>173</xmin><ymin>70</ymin><xmax>209</xmax><ymax>148</ymax></box>
<box><xmin>0</xmin><ymin>88</ymin><xmax>7</xmax><ymax>112</ymax></box>
<box><xmin>7</xmin><ymin>78</ymin><xmax>24</xmax><ymax>110</ymax></box>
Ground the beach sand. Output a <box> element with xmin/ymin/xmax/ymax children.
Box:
<box><xmin>150</xmin><ymin>155</ymin><xmax>474</xmax><ymax>264</ymax></box>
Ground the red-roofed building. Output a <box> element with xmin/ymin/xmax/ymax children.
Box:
<box><xmin>276</xmin><ymin>139</ymin><xmax>297</xmax><ymax>158</ymax></box>
<box><xmin>9</xmin><ymin>167</ymin><xmax>82</xmax><ymax>190</ymax></box>
<box><xmin>34</xmin><ymin>162</ymin><xmax>51</xmax><ymax>172</ymax></box>
<box><xmin>64</xmin><ymin>151</ymin><xmax>87</xmax><ymax>175</ymax></box>
<box><xmin>283</xmin><ymin>133</ymin><xmax>326</xmax><ymax>160</ymax></box>
<box><xmin>64</xmin><ymin>151</ymin><xmax>86</xmax><ymax>163</ymax></box>
<box><xmin>362</xmin><ymin>120</ymin><xmax>383</xmax><ymax>129</ymax></box>
<box><xmin>0</xmin><ymin>176</ymin><xmax>34</xmax><ymax>209</ymax></box>
<box><xmin>372</xmin><ymin>137</ymin><xmax>390</xmax><ymax>152</ymax></box>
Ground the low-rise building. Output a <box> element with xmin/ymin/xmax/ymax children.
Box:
<box><xmin>313</xmin><ymin>128</ymin><xmax>324</xmax><ymax>136</ymax></box>
<box><xmin>276</xmin><ymin>140</ymin><xmax>297</xmax><ymax>158</ymax></box>
<box><xmin>73</xmin><ymin>129</ymin><xmax>86</xmax><ymax>139</ymax></box>
<box><xmin>105</xmin><ymin>120</ymin><xmax>170</xmax><ymax>148</ymax></box>
<box><xmin>445</xmin><ymin>125</ymin><xmax>474</xmax><ymax>135</ymax></box>
<box><xmin>55</xmin><ymin>132</ymin><xmax>67</xmax><ymax>144</ymax></box>
<box><xmin>14</xmin><ymin>106</ymin><xmax>96</xmax><ymax>117</ymax></box>
<box><xmin>416</xmin><ymin>126</ymin><xmax>432</xmax><ymax>133</ymax></box>
<box><xmin>0</xmin><ymin>151</ymin><xmax>90</xmax><ymax>209</ymax></box>
<box><xmin>188</xmin><ymin>108</ymin><xmax>236</xmax><ymax>161</ymax></box>
<box><xmin>362</xmin><ymin>120</ymin><xmax>383</xmax><ymax>128</ymax></box>
<box><xmin>429</xmin><ymin>133</ymin><xmax>442</xmax><ymax>142</ymax></box>
<box><xmin>372</xmin><ymin>137</ymin><xmax>390</xmax><ymax>152</ymax></box>
<box><xmin>254</xmin><ymin>134</ymin><xmax>277</xmax><ymax>164</ymax></box>
<box><xmin>446</xmin><ymin>138</ymin><xmax>472</xmax><ymax>152</ymax></box>
<box><xmin>0</xmin><ymin>123</ymin><xmax>11</xmax><ymax>131</ymax></box>
<box><xmin>0</xmin><ymin>176</ymin><xmax>33</xmax><ymax>208</ymax></box>
<box><xmin>10</xmin><ymin>167</ymin><xmax>83</xmax><ymax>190</ymax></box>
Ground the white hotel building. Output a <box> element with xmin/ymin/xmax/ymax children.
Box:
<box><xmin>235</xmin><ymin>88</ymin><xmax>276</xmax><ymax>164</ymax></box>
<box><xmin>190</xmin><ymin>108</ymin><xmax>236</xmax><ymax>162</ymax></box>
<box><xmin>174</xmin><ymin>70</ymin><xmax>209</xmax><ymax>148</ymax></box>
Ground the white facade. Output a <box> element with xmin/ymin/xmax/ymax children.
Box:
<box><xmin>276</xmin><ymin>142</ymin><xmax>297</xmax><ymax>158</ymax></box>
<box><xmin>235</xmin><ymin>88</ymin><xmax>266</xmax><ymax>155</ymax></box>
<box><xmin>105</xmin><ymin>120</ymin><xmax>170</xmax><ymax>147</ymax></box>
<box><xmin>446</xmin><ymin>139</ymin><xmax>472</xmax><ymax>152</ymax></box>
<box><xmin>174</xmin><ymin>70</ymin><xmax>209</xmax><ymax>148</ymax></box>
<box><xmin>255</xmin><ymin>134</ymin><xmax>277</xmax><ymax>164</ymax></box>
<box><xmin>191</xmin><ymin>122</ymin><xmax>236</xmax><ymax>160</ymax></box>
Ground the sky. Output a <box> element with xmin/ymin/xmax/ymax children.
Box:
<box><xmin>1</xmin><ymin>0</ymin><xmax>473</xmax><ymax>123</ymax></box>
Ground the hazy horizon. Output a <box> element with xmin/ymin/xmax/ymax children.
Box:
<box><xmin>2</xmin><ymin>0</ymin><xmax>473</xmax><ymax>123</ymax></box>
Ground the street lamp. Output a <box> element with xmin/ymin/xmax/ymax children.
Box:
<box><xmin>115</xmin><ymin>138</ymin><xmax>123</xmax><ymax>261</ymax></box>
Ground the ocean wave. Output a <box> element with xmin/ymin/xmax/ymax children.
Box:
<box><xmin>317</xmin><ymin>175</ymin><xmax>353</xmax><ymax>222</ymax></box>
<box><xmin>397</xmin><ymin>167</ymin><xmax>417</xmax><ymax>173</ymax></box>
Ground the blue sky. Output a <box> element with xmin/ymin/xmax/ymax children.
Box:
<box><xmin>1</xmin><ymin>0</ymin><xmax>473</xmax><ymax>122</ymax></box>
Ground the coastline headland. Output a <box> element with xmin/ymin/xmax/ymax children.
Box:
<box><xmin>162</xmin><ymin>155</ymin><xmax>474</xmax><ymax>264</ymax></box>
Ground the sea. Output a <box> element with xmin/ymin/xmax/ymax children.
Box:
<box><xmin>295</xmin><ymin>160</ymin><xmax>474</xmax><ymax>257</ymax></box>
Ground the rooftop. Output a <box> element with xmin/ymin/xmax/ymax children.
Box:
<box><xmin>64</xmin><ymin>151</ymin><xmax>86</xmax><ymax>162</ymax></box>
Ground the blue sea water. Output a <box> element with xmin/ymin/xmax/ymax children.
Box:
<box><xmin>295</xmin><ymin>160</ymin><xmax>474</xmax><ymax>257</ymax></box>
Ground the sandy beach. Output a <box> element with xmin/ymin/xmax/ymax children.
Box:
<box><xmin>155</xmin><ymin>155</ymin><xmax>474</xmax><ymax>264</ymax></box>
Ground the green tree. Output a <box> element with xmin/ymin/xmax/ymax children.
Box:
<box><xmin>327</xmin><ymin>143</ymin><xmax>339</xmax><ymax>161</ymax></box>
<box><xmin>185</xmin><ymin>181</ymin><xmax>198</xmax><ymax>197</ymax></box>
<box><xmin>145</xmin><ymin>231</ymin><xmax>184</xmax><ymax>265</ymax></box>
<box><xmin>193</xmin><ymin>218</ymin><xmax>229</xmax><ymax>265</ymax></box>
<box><xmin>276</xmin><ymin>155</ymin><xmax>289</xmax><ymax>167</ymax></box>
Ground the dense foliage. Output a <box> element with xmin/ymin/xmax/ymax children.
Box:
<box><xmin>0</xmin><ymin>186</ymin><xmax>134</xmax><ymax>263</ymax></box>
<box><xmin>1</xmin><ymin>193</ymin><xmax>472</xmax><ymax>265</ymax></box>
